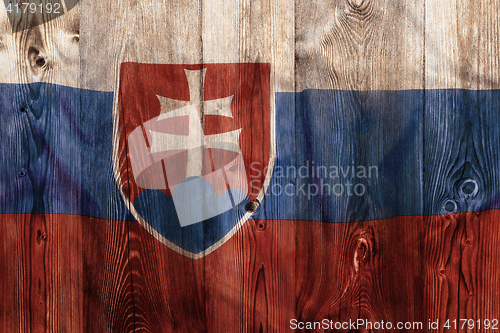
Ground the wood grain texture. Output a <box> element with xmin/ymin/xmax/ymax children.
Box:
<box><xmin>0</xmin><ymin>0</ymin><xmax>499</xmax><ymax>332</ymax></box>
<box><xmin>2</xmin><ymin>211</ymin><xmax>491</xmax><ymax>332</ymax></box>
<box><xmin>296</xmin><ymin>0</ymin><xmax>500</xmax><ymax>91</ymax></box>
<box><xmin>423</xmin><ymin>0</ymin><xmax>500</xmax><ymax>329</ymax></box>
<box><xmin>426</xmin><ymin>0</ymin><xmax>500</xmax><ymax>89</ymax></box>
<box><xmin>295</xmin><ymin>0</ymin><xmax>425</xmax><ymax>91</ymax></box>
<box><xmin>0</xmin><ymin>214</ymin><xmax>82</xmax><ymax>333</ymax></box>
<box><xmin>0</xmin><ymin>214</ymin><xmax>29</xmax><ymax>333</ymax></box>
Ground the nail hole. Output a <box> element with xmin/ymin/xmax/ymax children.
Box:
<box><xmin>256</xmin><ymin>221</ymin><xmax>266</xmax><ymax>231</ymax></box>
<box><xmin>440</xmin><ymin>269</ymin><xmax>445</xmax><ymax>275</ymax></box>
<box><xmin>20</xmin><ymin>107</ymin><xmax>26</xmax><ymax>112</ymax></box>
<box><xmin>18</xmin><ymin>170</ymin><xmax>26</xmax><ymax>177</ymax></box>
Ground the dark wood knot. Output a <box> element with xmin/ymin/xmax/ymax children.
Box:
<box><xmin>35</xmin><ymin>57</ymin><xmax>46</xmax><ymax>67</ymax></box>
<box><xmin>37</xmin><ymin>229</ymin><xmax>47</xmax><ymax>241</ymax></box>
<box><xmin>28</xmin><ymin>46</ymin><xmax>49</xmax><ymax>73</ymax></box>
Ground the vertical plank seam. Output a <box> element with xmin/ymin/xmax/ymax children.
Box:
<box><xmin>422</xmin><ymin>0</ymin><xmax>427</xmax><ymax>327</ymax></box>
<box><xmin>293</xmin><ymin>0</ymin><xmax>297</xmax><ymax>326</ymax></box>
<box><xmin>200</xmin><ymin>0</ymin><xmax>208</xmax><ymax>331</ymax></box>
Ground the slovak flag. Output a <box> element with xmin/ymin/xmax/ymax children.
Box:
<box><xmin>1</xmin><ymin>1</ymin><xmax>500</xmax><ymax>332</ymax></box>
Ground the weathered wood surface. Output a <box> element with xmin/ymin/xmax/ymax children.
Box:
<box><xmin>2</xmin><ymin>212</ymin><xmax>498</xmax><ymax>332</ymax></box>
<box><xmin>0</xmin><ymin>0</ymin><xmax>499</xmax><ymax>332</ymax></box>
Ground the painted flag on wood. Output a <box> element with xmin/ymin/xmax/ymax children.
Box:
<box><xmin>1</xmin><ymin>0</ymin><xmax>500</xmax><ymax>332</ymax></box>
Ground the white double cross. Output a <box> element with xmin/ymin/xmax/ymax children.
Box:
<box><xmin>149</xmin><ymin>69</ymin><xmax>242</xmax><ymax>178</ymax></box>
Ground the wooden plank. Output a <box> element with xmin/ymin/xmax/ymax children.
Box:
<box><xmin>0</xmin><ymin>2</ymin><xmax>83</xmax><ymax>332</ymax></box>
<box><xmin>292</xmin><ymin>1</ymin><xmax>427</xmax><ymax>328</ymax></box>
<box><xmin>82</xmin><ymin>217</ymin><xmax>130</xmax><ymax>333</ymax></box>
<box><xmin>41</xmin><ymin>215</ymin><xmax>83</xmax><ymax>333</ymax></box>
<box><xmin>424</xmin><ymin>0</ymin><xmax>500</xmax><ymax>330</ymax></box>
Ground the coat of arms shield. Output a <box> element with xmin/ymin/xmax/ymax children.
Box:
<box><xmin>113</xmin><ymin>63</ymin><xmax>274</xmax><ymax>258</ymax></box>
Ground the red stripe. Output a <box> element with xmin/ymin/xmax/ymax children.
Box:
<box><xmin>1</xmin><ymin>210</ymin><xmax>499</xmax><ymax>331</ymax></box>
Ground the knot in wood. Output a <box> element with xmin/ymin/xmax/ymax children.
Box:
<box><xmin>458</xmin><ymin>178</ymin><xmax>479</xmax><ymax>199</ymax></box>
<box><xmin>37</xmin><ymin>229</ymin><xmax>47</xmax><ymax>241</ymax></box>
<box><xmin>354</xmin><ymin>236</ymin><xmax>370</xmax><ymax>271</ymax></box>
<box><xmin>28</xmin><ymin>46</ymin><xmax>49</xmax><ymax>75</ymax></box>
<box><xmin>442</xmin><ymin>199</ymin><xmax>457</xmax><ymax>214</ymax></box>
<box><xmin>345</xmin><ymin>0</ymin><xmax>373</xmax><ymax>16</ymax></box>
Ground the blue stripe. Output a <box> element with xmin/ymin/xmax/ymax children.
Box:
<box><xmin>254</xmin><ymin>89</ymin><xmax>500</xmax><ymax>222</ymax></box>
<box><xmin>0</xmin><ymin>83</ymin><xmax>132</xmax><ymax>220</ymax></box>
<box><xmin>1</xmin><ymin>84</ymin><xmax>499</xmax><ymax>249</ymax></box>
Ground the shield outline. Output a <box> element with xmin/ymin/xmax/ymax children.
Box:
<box><xmin>111</xmin><ymin>62</ymin><xmax>276</xmax><ymax>259</ymax></box>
